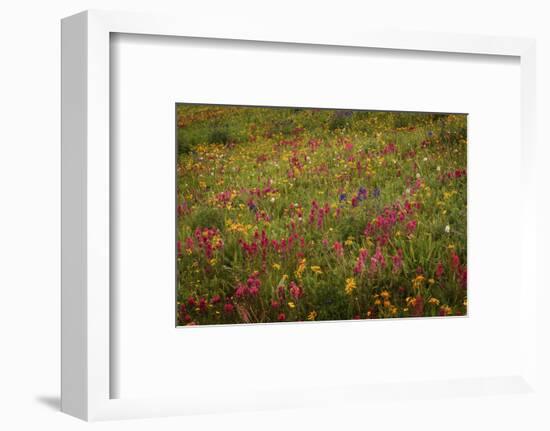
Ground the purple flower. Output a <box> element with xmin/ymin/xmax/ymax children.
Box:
<box><xmin>339</xmin><ymin>193</ymin><xmax>347</xmax><ymax>202</ymax></box>
<box><xmin>247</xmin><ymin>201</ymin><xmax>258</xmax><ymax>212</ymax></box>
<box><xmin>358</xmin><ymin>186</ymin><xmax>367</xmax><ymax>201</ymax></box>
<box><xmin>373</xmin><ymin>187</ymin><xmax>381</xmax><ymax>198</ymax></box>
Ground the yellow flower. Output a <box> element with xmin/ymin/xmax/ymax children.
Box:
<box><xmin>295</xmin><ymin>258</ymin><xmax>307</xmax><ymax>279</ymax></box>
<box><xmin>345</xmin><ymin>277</ymin><xmax>357</xmax><ymax>295</ymax></box>
<box><xmin>288</xmin><ymin>301</ymin><xmax>296</xmax><ymax>309</ymax></box>
<box><xmin>310</xmin><ymin>265</ymin><xmax>323</xmax><ymax>275</ymax></box>
<box><xmin>412</xmin><ymin>275</ymin><xmax>425</xmax><ymax>290</ymax></box>
<box><xmin>406</xmin><ymin>296</ymin><xmax>417</xmax><ymax>307</ymax></box>
<box><xmin>380</xmin><ymin>290</ymin><xmax>390</xmax><ymax>299</ymax></box>
<box><xmin>272</xmin><ymin>263</ymin><xmax>281</xmax><ymax>270</ymax></box>
<box><xmin>344</xmin><ymin>236</ymin><xmax>354</xmax><ymax>246</ymax></box>
<box><xmin>428</xmin><ymin>297</ymin><xmax>440</xmax><ymax>306</ymax></box>
<box><xmin>440</xmin><ymin>305</ymin><xmax>452</xmax><ymax>315</ymax></box>
<box><xmin>307</xmin><ymin>310</ymin><xmax>318</xmax><ymax>321</ymax></box>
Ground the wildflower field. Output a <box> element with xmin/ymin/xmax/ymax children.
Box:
<box><xmin>176</xmin><ymin>104</ymin><xmax>467</xmax><ymax>325</ymax></box>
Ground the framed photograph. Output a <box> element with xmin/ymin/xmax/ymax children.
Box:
<box><xmin>61</xmin><ymin>10</ymin><xmax>540</xmax><ymax>421</ymax></box>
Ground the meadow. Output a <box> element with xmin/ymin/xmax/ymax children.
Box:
<box><xmin>176</xmin><ymin>104</ymin><xmax>467</xmax><ymax>325</ymax></box>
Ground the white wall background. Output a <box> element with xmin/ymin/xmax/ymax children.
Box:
<box><xmin>0</xmin><ymin>1</ymin><xmax>548</xmax><ymax>430</ymax></box>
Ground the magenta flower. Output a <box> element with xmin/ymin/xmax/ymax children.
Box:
<box><xmin>289</xmin><ymin>281</ymin><xmax>302</xmax><ymax>299</ymax></box>
<box><xmin>235</xmin><ymin>283</ymin><xmax>247</xmax><ymax>298</ymax></box>
<box><xmin>406</xmin><ymin>220</ymin><xmax>417</xmax><ymax>234</ymax></box>
<box><xmin>247</xmin><ymin>272</ymin><xmax>261</xmax><ymax>296</ymax></box>
<box><xmin>353</xmin><ymin>249</ymin><xmax>369</xmax><ymax>274</ymax></box>
<box><xmin>369</xmin><ymin>248</ymin><xmax>386</xmax><ymax>272</ymax></box>
<box><xmin>391</xmin><ymin>250</ymin><xmax>403</xmax><ymax>273</ymax></box>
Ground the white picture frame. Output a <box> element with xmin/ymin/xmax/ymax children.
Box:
<box><xmin>61</xmin><ymin>9</ymin><xmax>539</xmax><ymax>421</ymax></box>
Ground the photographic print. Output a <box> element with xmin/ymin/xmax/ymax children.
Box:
<box><xmin>176</xmin><ymin>104</ymin><xmax>467</xmax><ymax>326</ymax></box>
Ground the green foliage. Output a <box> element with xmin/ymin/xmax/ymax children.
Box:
<box><xmin>208</xmin><ymin>126</ymin><xmax>231</xmax><ymax>145</ymax></box>
<box><xmin>188</xmin><ymin>207</ymin><xmax>225</xmax><ymax>233</ymax></box>
<box><xmin>328</xmin><ymin>110</ymin><xmax>352</xmax><ymax>131</ymax></box>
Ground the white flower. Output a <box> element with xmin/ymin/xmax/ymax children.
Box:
<box><xmin>436</xmin><ymin>166</ymin><xmax>441</xmax><ymax>172</ymax></box>
<box><xmin>445</xmin><ymin>225</ymin><xmax>451</xmax><ymax>233</ymax></box>
<box><xmin>423</xmin><ymin>157</ymin><xmax>428</xmax><ymax>162</ymax></box>
<box><xmin>406</xmin><ymin>188</ymin><xmax>411</xmax><ymax>194</ymax></box>
<box><xmin>270</xmin><ymin>197</ymin><xmax>275</xmax><ymax>203</ymax></box>
<box><xmin>416</xmin><ymin>173</ymin><xmax>421</xmax><ymax>178</ymax></box>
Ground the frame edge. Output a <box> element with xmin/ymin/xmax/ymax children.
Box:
<box><xmin>61</xmin><ymin>10</ymin><xmax>88</xmax><ymax>421</ymax></box>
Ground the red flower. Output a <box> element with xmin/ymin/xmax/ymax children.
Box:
<box><xmin>210</xmin><ymin>294</ymin><xmax>221</xmax><ymax>305</ymax></box>
<box><xmin>277</xmin><ymin>312</ymin><xmax>286</xmax><ymax>321</ymax></box>
<box><xmin>332</xmin><ymin>241</ymin><xmax>344</xmax><ymax>258</ymax></box>
<box><xmin>198</xmin><ymin>297</ymin><xmax>207</xmax><ymax>312</ymax></box>
<box><xmin>458</xmin><ymin>267</ymin><xmax>467</xmax><ymax>289</ymax></box>
<box><xmin>450</xmin><ymin>252</ymin><xmax>460</xmax><ymax>271</ymax></box>
<box><xmin>289</xmin><ymin>281</ymin><xmax>302</xmax><ymax>299</ymax></box>
<box><xmin>223</xmin><ymin>303</ymin><xmax>234</xmax><ymax>314</ymax></box>
<box><xmin>187</xmin><ymin>297</ymin><xmax>196</xmax><ymax>307</ymax></box>
<box><xmin>271</xmin><ymin>299</ymin><xmax>280</xmax><ymax>309</ymax></box>
<box><xmin>247</xmin><ymin>272</ymin><xmax>261</xmax><ymax>296</ymax></box>
<box><xmin>412</xmin><ymin>295</ymin><xmax>424</xmax><ymax>317</ymax></box>
<box><xmin>435</xmin><ymin>262</ymin><xmax>444</xmax><ymax>278</ymax></box>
